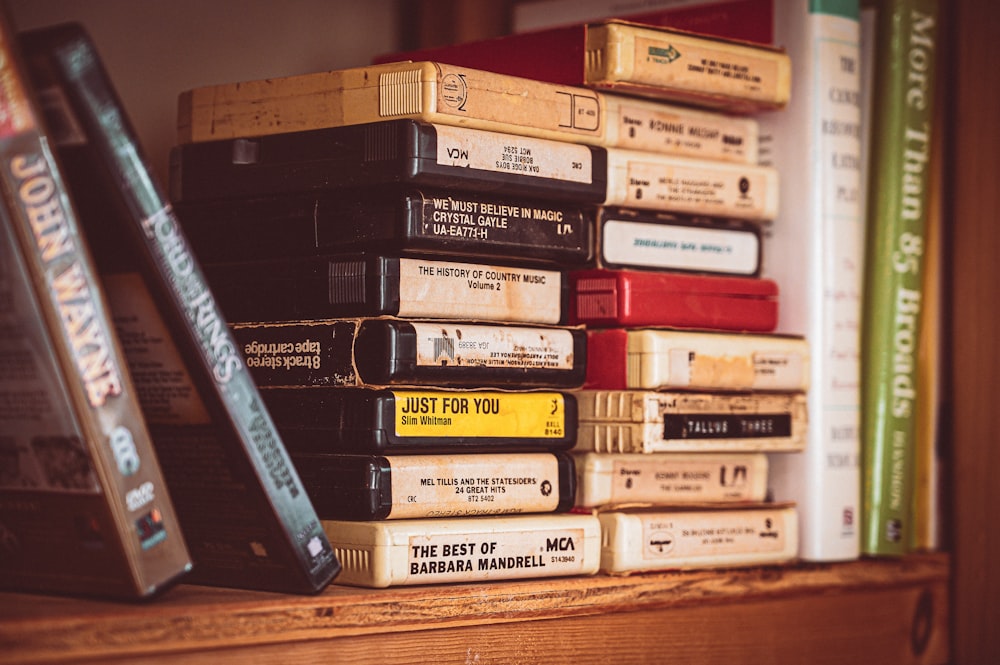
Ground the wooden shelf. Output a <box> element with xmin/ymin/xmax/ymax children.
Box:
<box><xmin>5</xmin><ymin>0</ymin><xmax>1000</xmax><ymax>663</ymax></box>
<box><xmin>0</xmin><ymin>553</ymin><xmax>948</xmax><ymax>664</ymax></box>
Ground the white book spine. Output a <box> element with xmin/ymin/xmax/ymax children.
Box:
<box><xmin>758</xmin><ymin>0</ymin><xmax>862</xmax><ymax>561</ymax></box>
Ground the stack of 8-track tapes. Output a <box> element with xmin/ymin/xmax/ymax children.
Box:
<box><xmin>370</xmin><ymin>20</ymin><xmax>807</xmax><ymax>576</ymax></box>
<box><xmin>171</xmin><ymin>20</ymin><xmax>803</xmax><ymax>584</ymax></box>
<box><xmin>170</xmin><ymin>70</ymin><xmax>612</xmax><ymax>589</ymax></box>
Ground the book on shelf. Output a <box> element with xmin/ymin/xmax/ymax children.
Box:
<box><xmin>20</xmin><ymin>22</ymin><xmax>341</xmax><ymax>592</ymax></box>
<box><xmin>911</xmin><ymin>68</ymin><xmax>945</xmax><ymax>553</ymax></box>
<box><xmin>375</xmin><ymin>18</ymin><xmax>791</xmax><ymax>113</ymax></box>
<box><xmin>755</xmin><ymin>0</ymin><xmax>864</xmax><ymax>562</ymax></box>
<box><xmin>859</xmin><ymin>0</ymin><xmax>940</xmax><ymax>556</ymax></box>
<box><xmin>0</xmin><ymin>12</ymin><xmax>192</xmax><ymax>599</ymax></box>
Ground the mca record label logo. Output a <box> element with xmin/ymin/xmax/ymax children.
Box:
<box><xmin>440</xmin><ymin>73</ymin><xmax>468</xmax><ymax>111</ymax></box>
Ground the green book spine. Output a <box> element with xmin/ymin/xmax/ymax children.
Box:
<box><xmin>861</xmin><ymin>0</ymin><xmax>940</xmax><ymax>555</ymax></box>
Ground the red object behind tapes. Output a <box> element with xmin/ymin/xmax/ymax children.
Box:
<box><xmin>376</xmin><ymin>0</ymin><xmax>775</xmax><ymax>78</ymax></box>
<box><xmin>569</xmin><ymin>268</ymin><xmax>778</xmax><ymax>331</ymax></box>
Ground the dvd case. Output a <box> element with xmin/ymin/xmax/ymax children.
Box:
<box><xmin>234</xmin><ymin>318</ymin><xmax>587</xmax><ymax>389</ymax></box>
<box><xmin>170</xmin><ymin>120</ymin><xmax>607</xmax><ymax>205</ymax></box>
<box><xmin>22</xmin><ymin>22</ymin><xmax>340</xmax><ymax>593</ymax></box>
<box><xmin>263</xmin><ymin>387</ymin><xmax>577</xmax><ymax>454</ymax></box>
<box><xmin>0</xmin><ymin>161</ymin><xmax>192</xmax><ymax>600</ymax></box>
<box><xmin>0</xmin><ymin>16</ymin><xmax>192</xmax><ymax>598</ymax></box>
<box><xmin>208</xmin><ymin>253</ymin><xmax>569</xmax><ymax>326</ymax></box>
<box><xmin>575</xmin><ymin>390</ymin><xmax>807</xmax><ymax>453</ymax></box>
<box><xmin>294</xmin><ymin>452</ymin><xmax>576</xmax><ymax>520</ymax></box>
<box><xmin>569</xmin><ymin>268</ymin><xmax>778</xmax><ymax>331</ymax></box>
<box><xmin>593</xmin><ymin>206</ymin><xmax>761</xmax><ymax>276</ymax></box>
<box><xmin>584</xmin><ymin>328</ymin><xmax>809</xmax><ymax>391</ymax></box>
<box><xmin>176</xmin><ymin>187</ymin><xmax>593</xmax><ymax>266</ymax></box>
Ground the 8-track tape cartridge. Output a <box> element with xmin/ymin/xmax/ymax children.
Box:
<box><xmin>294</xmin><ymin>452</ymin><xmax>576</xmax><ymax>520</ymax></box>
<box><xmin>176</xmin><ymin>187</ymin><xmax>593</xmax><ymax>266</ymax></box>
<box><xmin>264</xmin><ymin>387</ymin><xmax>577</xmax><ymax>454</ymax></box>
<box><xmin>170</xmin><ymin>119</ymin><xmax>607</xmax><ymax>204</ymax></box>
<box><xmin>235</xmin><ymin>318</ymin><xmax>587</xmax><ymax>389</ymax></box>
<box><xmin>208</xmin><ymin>253</ymin><xmax>569</xmax><ymax>325</ymax></box>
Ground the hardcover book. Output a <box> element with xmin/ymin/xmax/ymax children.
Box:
<box><xmin>859</xmin><ymin>0</ymin><xmax>940</xmax><ymax>556</ymax></box>
<box><xmin>0</xmin><ymin>15</ymin><xmax>192</xmax><ymax>599</ymax></box>
<box><xmin>912</xmin><ymin>68</ymin><xmax>945</xmax><ymax>553</ymax></box>
<box><xmin>756</xmin><ymin>0</ymin><xmax>863</xmax><ymax>562</ymax></box>
<box><xmin>375</xmin><ymin>19</ymin><xmax>791</xmax><ymax>112</ymax></box>
<box><xmin>21</xmin><ymin>23</ymin><xmax>340</xmax><ymax>592</ymax></box>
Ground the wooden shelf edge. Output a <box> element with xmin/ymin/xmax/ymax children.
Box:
<box><xmin>0</xmin><ymin>552</ymin><xmax>948</xmax><ymax>664</ymax></box>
